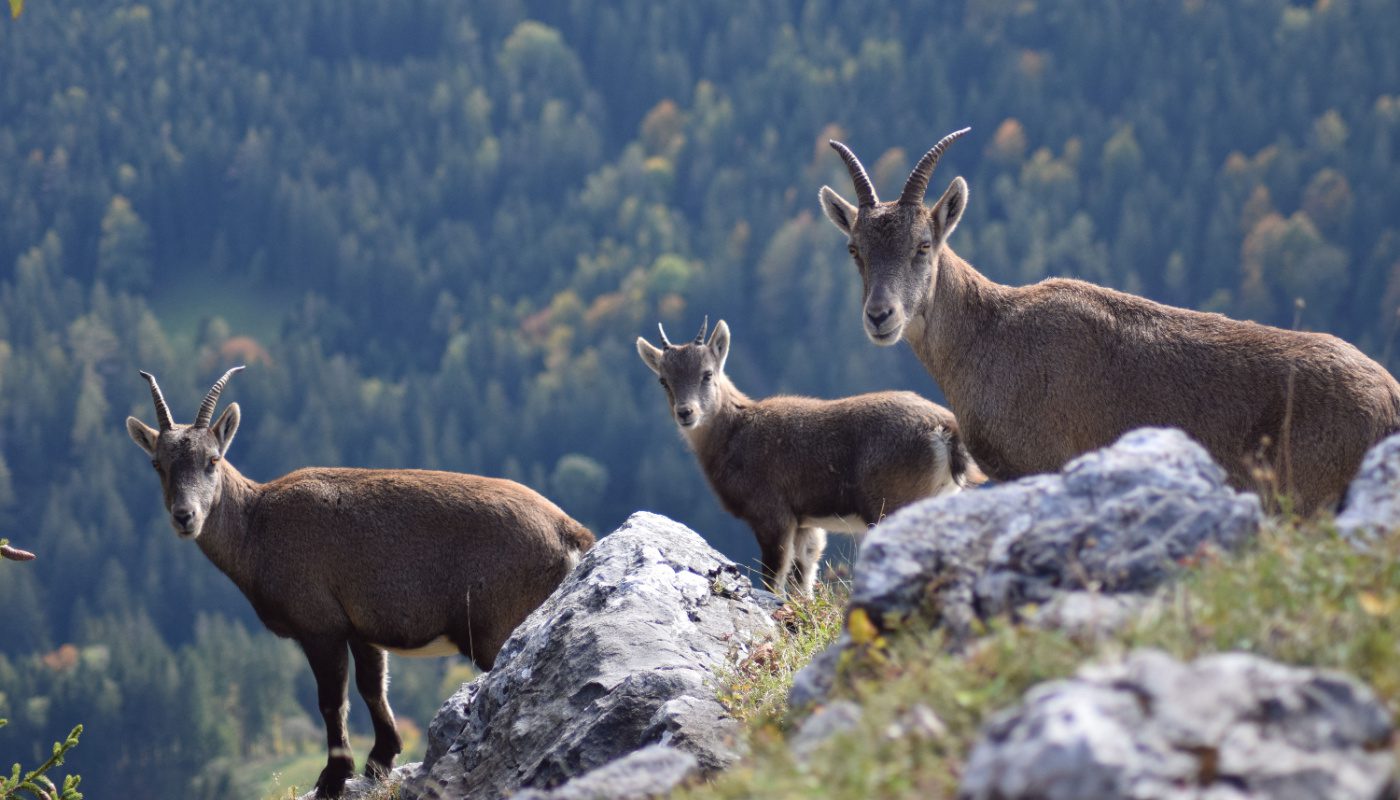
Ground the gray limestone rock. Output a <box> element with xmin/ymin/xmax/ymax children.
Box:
<box><xmin>1337</xmin><ymin>433</ymin><xmax>1400</xmax><ymax>544</ymax></box>
<box><xmin>959</xmin><ymin>650</ymin><xmax>1395</xmax><ymax>800</ymax></box>
<box><xmin>400</xmin><ymin>512</ymin><xmax>776</xmax><ymax>800</ymax></box>
<box><xmin>507</xmin><ymin>745</ymin><xmax>699</xmax><ymax>800</ymax></box>
<box><xmin>791</xmin><ymin>428</ymin><xmax>1262</xmax><ymax>707</ymax></box>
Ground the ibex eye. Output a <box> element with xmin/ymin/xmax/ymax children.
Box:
<box><xmin>702</xmin><ymin>371</ymin><xmax>713</xmax><ymax>383</ymax></box>
<box><xmin>658</xmin><ymin>378</ymin><xmax>668</xmax><ymax>388</ymax></box>
<box><xmin>151</xmin><ymin>459</ymin><xmax>159</xmax><ymax>470</ymax></box>
<box><xmin>848</xmin><ymin>245</ymin><xmax>858</xmax><ymax>256</ymax></box>
<box><xmin>919</xmin><ymin>241</ymin><xmax>933</xmax><ymax>252</ymax></box>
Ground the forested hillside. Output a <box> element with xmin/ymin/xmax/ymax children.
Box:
<box><xmin>1</xmin><ymin>0</ymin><xmax>1397</xmax><ymax>795</ymax></box>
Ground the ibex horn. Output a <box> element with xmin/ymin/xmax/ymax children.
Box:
<box><xmin>829</xmin><ymin>140</ymin><xmax>878</xmax><ymax>208</ymax></box>
<box><xmin>139</xmin><ymin>371</ymin><xmax>175</xmax><ymax>431</ymax></box>
<box><xmin>657</xmin><ymin>323</ymin><xmax>674</xmax><ymax>350</ymax></box>
<box><xmin>694</xmin><ymin>315</ymin><xmax>709</xmax><ymax>345</ymax></box>
<box><xmin>194</xmin><ymin>366</ymin><xmax>245</xmax><ymax>428</ymax></box>
<box><xmin>899</xmin><ymin>127</ymin><xmax>970</xmax><ymax>206</ymax></box>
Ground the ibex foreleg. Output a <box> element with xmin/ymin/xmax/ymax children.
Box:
<box><xmin>303</xmin><ymin>638</ymin><xmax>354</xmax><ymax>799</ymax></box>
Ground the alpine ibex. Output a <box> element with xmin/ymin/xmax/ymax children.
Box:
<box><xmin>125</xmin><ymin>368</ymin><xmax>594</xmax><ymax>799</ymax></box>
<box><xmin>820</xmin><ymin>128</ymin><xmax>1400</xmax><ymax>512</ymax></box>
<box><xmin>637</xmin><ymin>318</ymin><xmax>982</xmax><ymax>596</ymax></box>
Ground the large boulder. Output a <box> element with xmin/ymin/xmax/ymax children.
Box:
<box><xmin>400</xmin><ymin>512</ymin><xmax>776</xmax><ymax>800</ymax></box>
<box><xmin>1337</xmin><ymin>433</ymin><xmax>1400</xmax><ymax>544</ymax></box>
<box><xmin>791</xmin><ymin>428</ymin><xmax>1261</xmax><ymax>707</ymax></box>
<box><xmin>959</xmin><ymin>650</ymin><xmax>1395</xmax><ymax>800</ymax></box>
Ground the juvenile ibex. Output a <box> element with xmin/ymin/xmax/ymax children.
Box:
<box><xmin>637</xmin><ymin>319</ymin><xmax>981</xmax><ymax>596</ymax></box>
<box><xmin>126</xmin><ymin>368</ymin><xmax>594</xmax><ymax>799</ymax></box>
<box><xmin>820</xmin><ymin>129</ymin><xmax>1400</xmax><ymax>512</ymax></box>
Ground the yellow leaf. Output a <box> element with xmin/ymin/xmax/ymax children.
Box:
<box><xmin>1358</xmin><ymin>591</ymin><xmax>1395</xmax><ymax>616</ymax></box>
<box><xmin>8</xmin><ymin>0</ymin><xmax>22</xmax><ymax>20</ymax></box>
<box><xmin>848</xmin><ymin>607</ymin><xmax>879</xmax><ymax>645</ymax></box>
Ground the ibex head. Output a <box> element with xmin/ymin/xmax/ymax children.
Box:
<box><xmin>126</xmin><ymin>367</ymin><xmax>244</xmax><ymax>539</ymax></box>
<box><xmin>636</xmin><ymin>317</ymin><xmax>730</xmax><ymax>431</ymax></box>
<box><xmin>819</xmin><ymin>128</ymin><xmax>971</xmax><ymax>345</ymax></box>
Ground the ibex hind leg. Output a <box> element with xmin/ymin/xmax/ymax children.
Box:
<box><xmin>791</xmin><ymin>527</ymin><xmax>828</xmax><ymax>598</ymax></box>
<box><xmin>301</xmin><ymin>638</ymin><xmax>354</xmax><ymax>799</ymax></box>
<box><xmin>349</xmin><ymin>640</ymin><xmax>402</xmax><ymax>780</ymax></box>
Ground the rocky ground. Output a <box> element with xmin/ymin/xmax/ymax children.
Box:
<box><xmin>305</xmin><ymin>427</ymin><xmax>1400</xmax><ymax>800</ymax></box>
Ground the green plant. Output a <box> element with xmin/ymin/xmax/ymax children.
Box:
<box><xmin>0</xmin><ymin>720</ymin><xmax>83</xmax><ymax>800</ymax></box>
<box><xmin>1</xmin><ymin>540</ymin><xmax>83</xmax><ymax>800</ymax></box>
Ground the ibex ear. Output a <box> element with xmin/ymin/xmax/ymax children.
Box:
<box><xmin>931</xmin><ymin>177</ymin><xmax>968</xmax><ymax>244</ymax></box>
<box><xmin>636</xmin><ymin>338</ymin><xmax>664</xmax><ymax>376</ymax></box>
<box><xmin>126</xmin><ymin>417</ymin><xmax>159</xmax><ymax>456</ymax></box>
<box><xmin>211</xmin><ymin>403</ymin><xmax>240</xmax><ymax>456</ymax></box>
<box><xmin>819</xmin><ymin>186</ymin><xmax>858</xmax><ymax>235</ymax></box>
<box><xmin>709</xmin><ymin>320</ymin><xmax>731</xmax><ymax>373</ymax></box>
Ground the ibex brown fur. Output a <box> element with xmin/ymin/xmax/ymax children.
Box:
<box><xmin>126</xmin><ymin>368</ymin><xmax>594</xmax><ymax>799</ymax></box>
<box><xmin>820</xmin><ymin>129</ymin><xmax>1400</xmax><ymax>512</ymax></box>
<box><xmin>638</xmin><ymin>319</ymin><xmax>981</xmax><ymax>596</ymax></box>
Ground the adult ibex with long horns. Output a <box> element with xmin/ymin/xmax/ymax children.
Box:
<box><xmin>819</xmin><ymin>128</ymin><xmax>1400</xmax><ymax>512</ymax></box>
<box><xmin>126</xmin><ymin>368</ymin><xmax>594</xmax><ymax>798</ymax></box>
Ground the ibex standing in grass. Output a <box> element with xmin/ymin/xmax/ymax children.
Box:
<box><xmin>126</xmin><ymin>368</ymin><xmax>594</xmax><ymax>799</ymax></box>
<box><xmin>820</xmin><ymin>129</ymin><xmax>1400</xmax><ymax>512</ymax></box>
<box><xmin>638</xmin><ymin>319</ymin><xmax>981</xmax><ymax>596</ymax></box>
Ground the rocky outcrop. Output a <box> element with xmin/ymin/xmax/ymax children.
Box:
<box><xmin>1337</xmin><ymin>432</ymin><xmax>1400</xmax><ymax>544</ymax></box>
<box><xmin>959</xmin><ymin>649</ymin><xmax>1396</xmax><ymax>800</ymax></box>
<box><xmin>791</xmin><ymin>428</ymin><xmax>1262</xmax><ymax>708</ymax></box>
<box><xmin>399</xmin><ymin>512</ymin><xmax>776</xmax><ymax>800</ymax></box>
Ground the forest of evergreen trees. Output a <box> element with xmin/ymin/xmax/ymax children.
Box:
<box><xmin>1</xmin><ymin>0</ymin><xmax>1397</xmax><ymax>794</ymax></box>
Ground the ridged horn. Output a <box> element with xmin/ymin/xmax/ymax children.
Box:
<box><xmin>899</xmin><ymin>127</ymin><xmax>971</xmax><ymax>206</ymax></box>
<box><xmin>829</xmin><ymin>140</ymin><xmax>878</xmax><ymax>207</ymax></box>
<box><xmin>139</xmin><ymin>371</ymin><xmax>175</xmax><ymax>431</ymax></box>
<box><xmin>657</xmin><ymin>323</ymin><xmax>674</xmax><ymax>350</ymax></box>
<box><xmin>194</xmin><ymin>366</ymin><xmax>245</xmax><ymax>428</ymax></box>
<box><xmin>694</xmin><ymin>315</ymin><xmax>709</xmax><ymax>345</ymax></box>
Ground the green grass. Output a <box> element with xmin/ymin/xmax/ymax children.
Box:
<box><xmin>683</xmin><ymin>517</ymin><xmax>1400</xmax><ymax>799</ymax></box>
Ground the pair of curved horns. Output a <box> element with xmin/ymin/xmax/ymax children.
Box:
<box><xmin>657</xmin><ymin>316</ymin><xmax>708</xmax><ymax>350</ymax></box>
<box><xmin>829</xmin><ymin>127</ymin><xmax>971</xmax><ymax>208</ymax></box>
<box><xmin>139</xmin><ymin>366</ymin><xmax>245</xmax><ymax>430</ymax></box>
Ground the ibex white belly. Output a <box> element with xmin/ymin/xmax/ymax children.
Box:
<box><xmin>800</xmin><ymin>515</ymin><xmax>869</xmax><ymax>535</ymax></box>
<box><xmin>378</xmin><ymin>635</ymin><xmax>458</xmax><ymax>658</ymax></box>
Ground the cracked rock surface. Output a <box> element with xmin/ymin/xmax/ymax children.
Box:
<box><xmin>791</xmin><ymin>428</ymin><xmax>1261</xmax><ymax>708</ymax></box>
<box><xmin>959</xmin><ymin>650</ymin><xmax>1396</xmax><ymax>800</ymax></box>
<box><xmin>1337</xmin><ymin>432</ymin><xmax>1400</xmax><ymax>544</ymax></box>
<box><xmin>400</xmin><ymin>512</ymin><xmax>775</xmax><ymax>800</ymax></box>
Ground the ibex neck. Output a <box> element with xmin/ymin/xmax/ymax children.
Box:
<box><xmin>195</xmin><ymin>462</ymin><xmax>261</xmax><ymax>591</ymax></box>
<box><xmin>908</xmin><ymin>248</ymin><xmax>1005</xmax><ymax>395</ymax></box>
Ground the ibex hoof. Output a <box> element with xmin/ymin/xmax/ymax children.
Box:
<box><xmin>313</xmin><ymin>755</ymin><xmax>354</xmax><ymax>798</ymax></box>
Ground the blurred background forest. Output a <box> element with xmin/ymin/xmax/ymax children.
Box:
<box><xmin>1</xmin><ymin>0</ymin><xmax>1398</xmax><ymax>795</ymax></box>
